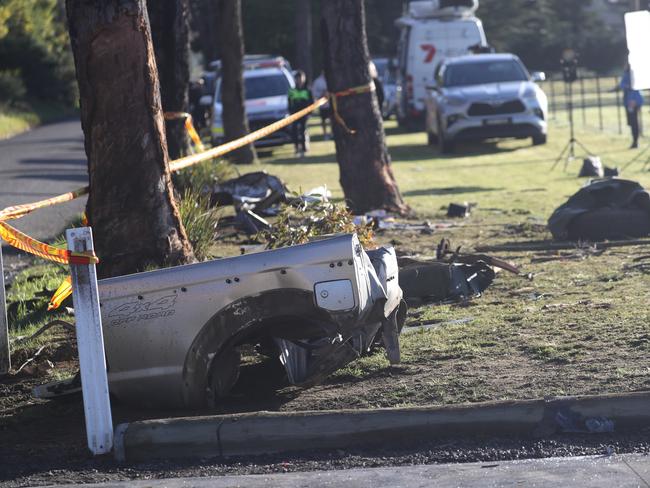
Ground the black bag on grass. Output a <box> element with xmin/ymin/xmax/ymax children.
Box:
<box><xmin>548</xmin><ymin>179</ymin><xmax>650</xmax><ymax>241</ymax></box>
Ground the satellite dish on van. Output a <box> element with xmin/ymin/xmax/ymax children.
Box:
<box><xmin>409</xmin><ymin>0</ymin><xmax>479</xmax><ymax>19</ymax></box>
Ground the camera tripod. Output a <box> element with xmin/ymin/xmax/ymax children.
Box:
<box><xmin>622</xmin><ymin>141</ymin><xmax>650</xmax><ymax>172</ymax></box>
<box><xmin>552</xmin><ymin>80</ymin><xmax>595</xmax><ymax>171</ymax></box>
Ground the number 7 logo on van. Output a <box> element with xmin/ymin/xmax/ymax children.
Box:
<box><xmin>420</xmin><ymin>44</ymin><xmax>437</xmax><ymax>63</ymax></box>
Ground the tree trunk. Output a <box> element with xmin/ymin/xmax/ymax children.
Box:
<box><xmin>320</xmin><ymin>0</ymin><xmax>409</xmax><ymax>215</ymax></box>
<box><xmin>190</xmin><ymin>0</ymin><xmax>219</xmax><ymax>67</ymax></box>
<box><xmin>294</xmin><ymin>0</ymin><xmax>313</xmax><ymax>81</ymax></box>
<box><xmin>148</xmin><ymin>0</ymin><xmax>191</xmax><ymax>161</ymax></box>
<box><xmin>66</xmin><ymin>0</ymin><xmax>195</xmax><ymax>278</ymax></box>
<box><xmin>216</xmin><ymin>0</ymin><xmax>256</xmax><ymax>164</ymax></box>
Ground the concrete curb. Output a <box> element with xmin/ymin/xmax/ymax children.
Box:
<box><xmin>113</xmin><ymin>391</ymin><xmax>650</xmax><ymax>463</ymax></box>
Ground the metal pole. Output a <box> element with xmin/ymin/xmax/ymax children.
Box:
<box><xmin>0</xmin><ymin>246</ymin><xmax>10</xmax><ymax>375</ymax></box>
<box><xmin>596</xmin><ymin>76</ymin><xmax>603</xmax><ymax>131</ymax></box>
<box><xmin>615</xmin><ymin>76</ymin><xmax>623</xmax><ymax>135</ymax></box>
<box><xmin>639</xmin><ymin>97</ymin><xmax>644</xmax><ymax>137</ymax></box>
<box><xmin>67</xmin><ymin>227</ymin><xmax>113</xmax><ymax>455</ymax></box>
<box><xmin>550</xmin><ymin>77</ymin><xmax>556</xmax><ymax>120</ymax></box>
<box><xmin>580</xmin><ymin>76</ymin><xmax>586</xmax><ymax>126</ymax></box>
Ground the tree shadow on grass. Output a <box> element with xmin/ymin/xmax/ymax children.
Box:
<box><xmin>402</xmin><ymin>186</ymin><xmax>504</xmax><ymax>198</ymax></box>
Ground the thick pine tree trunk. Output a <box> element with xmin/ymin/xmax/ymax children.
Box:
<box><xmin>320</xmin><ymin>0</ymin><xmax>409</xmax><ymax>215</ymax></box>
<box><xmin>66</xmin><ymin>0</ymin><xmax>195</xmax><ymax>278</ymax></box>
<box><xmin>148</xmin><ymin>0</ymin><xmax>191</xmax><ymax>160</ymax></box>
<box><xmin>191</xmin><ymin>0</ymin><xmax>219</xmax><ymax>67</ymax></box>
<box><xmin>216</xmin><ymin>0</ymin><xmax>256</xmax><ymax>164</ymax></box>
<box><xmin>294</xmin><ymin>0</ymin><xmax>313</xmax><ymax>81</ymax></box>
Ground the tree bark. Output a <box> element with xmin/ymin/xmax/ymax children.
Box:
<box><xmin>294</xmin><ymin>0</ymin><xmax>313</xmax><ymax>81</ymax></box>
<box><xmin>189</xmin><ymin>0</ymin><xmax>219</xmax><ymax>67</ymax></box>
<box><xmin>148</xmin><ymin>0</ymin><xmax>191</xmax><ymax>161</ymax></box>
<box><xmin>320</xmin><ymin>0</ymin><xmax>409</xmax><ymax>215</ymax></box>
<box><xmin>216</xmin><ymin>0</ymin><xmax>256</xmax><ymax>164</ymax></box>
<box><xmin>66</xmin><ymin>0</ymin><xmax>195</xmax><ymax>278</ymax></box>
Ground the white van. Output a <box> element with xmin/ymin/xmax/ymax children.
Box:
<box><xmin>395</xmin><ymin>0</ymin><xmax>487</xmax><ymax>128</ymax></box>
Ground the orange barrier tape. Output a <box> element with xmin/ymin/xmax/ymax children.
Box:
<box><xmin>170</xmin><ymin>97</ymin><xmax>328</xmax><ymax>172</ymax></box>
<box><xmin>330</xmin><ymin>82</ymin><xmax>375</xmax><ymax>135</ymax></box>
<box><xmin>0</xmin><ymin>221</ymin><xmax>98</xmax><ymax>265</ymax></box>
<box><xmin>48</xmin><ymin>276</ymin><xmax>72</xmax><ymax>311</ymax></box>
<box><xmin>1</xmin><ymin>100</ymin><xmax>327</xmax><ymax>263</ymax></box>
<box><xmin>0</xmin><ymin>187</ymin><xmax>89</xmax><ymax>222</ymax></box>
<box><xmin>164</xmin><ymin>112</ymin><xmax>205</xmax><ymax>152</ymax></box>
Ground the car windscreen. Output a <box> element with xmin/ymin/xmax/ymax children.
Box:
<box><xmin>443</xmin><ymin>60</ymin><xmax>528</xmax><ymax>87</ymax></box>
<box><xmin>217</xmin><ymin>73</ymin><xmax>290</xmax><ymax>102</ymax></box>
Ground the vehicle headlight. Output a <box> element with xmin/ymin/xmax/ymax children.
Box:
<box><xmin>443</xmin><ymin>95</ymin><xmax>465</xmax><ymax>106</ymax></box>
<box><xmin>447</xmin><ymin>114</ymin><xmax>462</xmax><ymax>126</ymax></box>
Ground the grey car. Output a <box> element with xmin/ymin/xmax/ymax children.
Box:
<box><xmin>425</xmin><ymin>53</ymin><xmax>548</xmax><ymax>153</ymax></box>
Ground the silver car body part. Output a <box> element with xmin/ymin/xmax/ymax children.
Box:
<box><xmin>97</xmin><ymin>234</ymin><xmax>404</xmax><ymax>409</ymax></box>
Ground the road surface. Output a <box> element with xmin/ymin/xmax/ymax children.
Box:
<box><xmin>49</xmin><ymin>454</ymin><xmax>650</xmax><ymax>488</ymax></box>
<box><xmin>0</xmin><ymin>119</ymin><xmax>87</xmax><ymax>266</ymax></box>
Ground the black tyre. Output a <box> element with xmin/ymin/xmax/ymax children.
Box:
<box><xmin>532</xmin><ymin>133</ymin><xmax>547</xmax><ymax>146</ymax></box>
<box><xmin>438</xmin><ymin>130</ymin><xmax>454</xmax><ymax>154</ymax></box>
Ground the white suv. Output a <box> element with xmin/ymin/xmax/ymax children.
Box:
<box><xmin>210</xmin><ymin>56</ymin><xmax>295</xmax><ymax>148</ymax></box>
<box><xmin>425</xmin><ymin>53</ymin><xmax>548</xmax><ymax>153</ymax></box>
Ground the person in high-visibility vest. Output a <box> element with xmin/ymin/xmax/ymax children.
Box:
<box><xmin>288</xmin><ymin>70</ymin><xmax>314</xmax><ymax>158</ymax></box>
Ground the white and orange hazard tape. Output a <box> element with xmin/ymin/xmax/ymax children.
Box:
<box><xmin>0</xmin><ymin>94</ymin><xmax>365</xmax><ymax>309</ymax></box>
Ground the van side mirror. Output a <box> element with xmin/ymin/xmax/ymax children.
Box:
<box><xmin>531</xmin><ymin>71</ymin><xmax>546</xmax><ymax>82</ymax></box>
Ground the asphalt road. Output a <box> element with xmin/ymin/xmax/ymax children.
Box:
<box><xmin>46</xmin><ymin>455</ymin><xmax>650</xmax><ymax>488</ymax></box>
<box><xmin>0</xmin><ymin>119</ymin><xmax>87</xmax><ymax>266</ymax></box>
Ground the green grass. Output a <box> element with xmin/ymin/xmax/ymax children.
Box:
<box><xmin>245</xmin><ymin>116</ymin><xmax>650</xmax><ymax>410</ymax></box>
<box><xmin>0</xmin><ymin>101</ymin><xmax>77</xmax><ymax>140</ymax></box>
<box><xmin>5</xmin><ymin>111</ymin><xmax>650</xmax><ymax>411</ymax></box>
<box><xmin>257</xmin><ymin>119</ymin><xmax>649</xmax><ymax>220</ymax></box>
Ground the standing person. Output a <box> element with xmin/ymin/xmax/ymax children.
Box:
<box><xmin>288</xmin><ymin>70</ymin><xmax>314</xmax><ymax>157</ymax></box>
<box><xmin>312</xmin><ymin>71</ymin><xmax>331</xmax><ymax>139</ymax></box>
<box><xmin>620</xmin><ymin>64</ymin><xmax>644</xmax><ymax>149</ymax></box>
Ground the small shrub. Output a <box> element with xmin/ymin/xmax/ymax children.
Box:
<box><xmin>172</xmin><ymin>158</ymin><xmax>236</xmax><ymax>195</ymax></box>
<box><xmin>0</xmin><ymin>69</ymin><xmax>26</xmax><ymax>104</ymax></box>
<box><xmin>178</xmin><ymin>189</ymin><xmax>220</xmax><ymax>261</ymax></box>
<box><xmin>258</xmin><ymin>200</ymin><xmax>375</xmax><ymax>249</ymax></box>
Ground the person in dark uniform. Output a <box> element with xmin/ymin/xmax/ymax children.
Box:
<box><xmin>620</xmin><ymin>65</ymin><xmax>644</xmax><ymax>149</ymax></box>
<box><xmin>288</xmin><ymin>70</ymin><xmax>313</xmax><ymax>157</ymax></box>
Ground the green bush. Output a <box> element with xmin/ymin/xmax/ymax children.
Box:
<box><xmin>258</xmin><ymin>200</ymin><xmax>375</xmax><ymax>250</ymax></box>
<box><xmin>0</xmin><ymin>0</ymin><xmax>77</xmax><ymax>105</ymax></box>
<box><xmin>0</xmin><ymin>69</ymin><xmax>26</xmax><ymax>104</ymax></box>
<box><xmin>178</xmin><ymin>189</ymin><xmax>220</xmax><ymax>261</ymax></box>
<box><xmin>172</xmin><ymin>158</ymin><xmax>237</xmax><ymax>195</ymax></box>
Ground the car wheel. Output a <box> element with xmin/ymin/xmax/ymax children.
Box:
<box><xmin>427</xmin><ymin>130</ymin><xmax>438</xmax><ymax>146</ymax></box>
<box><xmin>532</xmin><ymin>133</ymin><xmax>547</xmax><ymax>146</ymax></box>
<box><xmin>438</xmin><ymin>123</ymin><xmax>454</xmax><ymax>154</ymax></box>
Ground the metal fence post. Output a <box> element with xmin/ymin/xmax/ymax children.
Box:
<box><xmin>596</xmin><ymin>76</ymin><xmax>603</xmax><ymax>131</ymax></box>
<box><xmin>550</xmin><ymin>78</ymin><xmax>556</xmax><ymax>120</ymax></box>
<box><xmin>0</xmin><ymin>246</ymin><xmax>10</xmax><ymax>375</ymax></box>
<box><xmin>615</xmin><ymin>77</ymin><xmax>623</xmax><ymax>135</ymax></box>
<box><xmin>580</xmin><ymin>76</ymin><xmax>586</xmax><ymax>126</ymax></box>
<box><xmin>67</xmin><ymin>227</ymin><xmax>113</xmax><ymax>455</ymax></box>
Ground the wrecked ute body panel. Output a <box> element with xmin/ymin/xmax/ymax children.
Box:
<box><xmin>97</xmin><ymin>234</ymin><xmax>404</xmax><ymax>408</ymax></box>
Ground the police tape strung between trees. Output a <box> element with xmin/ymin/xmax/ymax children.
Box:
<box><xmin>0</xmin><ymin>99</ymin><xmax>328</xmax><ymax>309</ymax></box>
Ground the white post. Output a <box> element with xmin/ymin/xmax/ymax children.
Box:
<box><xmin>67</xmin><ymin>227</ymin><xmax>113</xmax><ymax>455</ymax></box>
<box><xmin>0</xmin><ymin>246</ymin><xmax>10</xmax><ymax>375</ymax></box>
